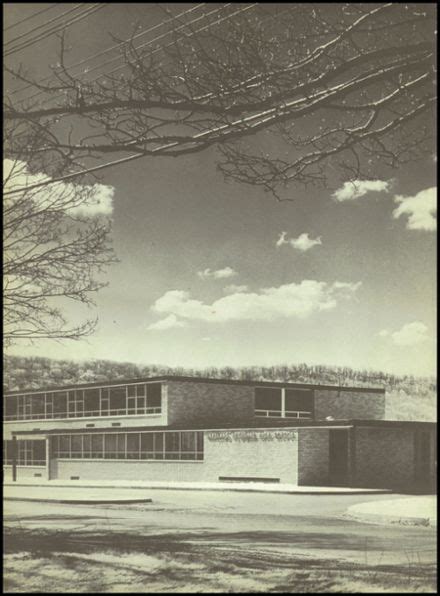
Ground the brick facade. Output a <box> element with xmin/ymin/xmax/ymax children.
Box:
<box><xmin>314</xmin><ymin>389</ymin><xmax>385</xmax><ymax>420</ymax></box>
<box><xmin>167</xmin><ymin>380</ymin><xmax>254</xmax><ymax>426</ymax></box>
<box><xmin>353</xmin><ymin>426</ymin><xmax>416</xmax><ymax>489</ymax></box>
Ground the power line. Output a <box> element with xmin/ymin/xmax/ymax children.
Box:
<box><xmin>4</xmin><ymin>4</ymin><xmax>59</xmax><ymax>32</ymax></box>
<box><xmin>4</xmin><ymin>4</ymin><xmax>107</xmax><ymax>58</ymax></box>
<box><xmin>4</xmin><ymin>4</ymin><xmax>84</xmax><ymax>47</ymax></box>
<box><xmin>12</xmin><ymin>3</ymin><xmax>232</xmax><ymax>109</ymax></box>
<box><xmin>10</xmin><ymin>4</ymin><xmax>206</xmax><ymax>103</ymax></box>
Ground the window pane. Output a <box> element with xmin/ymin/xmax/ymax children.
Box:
<box><xmin>116</xmin><ymin>434</ymin><xmax>126</xmax><ymax>458</ymax></box>
<box><xmin>84</xmin><ymin>389</ymin><xmax>100</xmax><ymax>414</ymax></box>
<box><xmin>109</xmin><ymin>387</ymin><xmax>126</xmax><ymax>412</ymax></box>
<box><xmin>154</xmin><ymin>432</ymin><xmax>164</xmax><ymax>459</ymax></box>
<box><xmin>127</xmin><ymin>384</ymin><xmax>136</xmax><ymax>397</ymax></box>
<box><xmin>83</xmin><ymin>435</ymin><xmax>92</xmax><ymax>455</ymax></box>
<box><xmin>196</xmin><ymin>431</ymin><xmax>204</xmax><ymax>455</ymax></box>
<box><xmin>31</xmin><ymin>394</ymin><xmax>45</xmax><ymax>416</ymax></box>
<box><xmin>147</xmin><ymin>383</ymin><xmax>161</xmax><ymax>408</ymax></box>
<box><xmin>105</xmin><ymin>434</ymin><xmax>117</xmax><ymax>458</ymax></box>
<box><xmin>59</xmin><ymin>435</ymin><xmax>70</xmax><ymax>453</ymax></box>
<box><xmin>127</xmin><ymin>433</ymin><xmax>139</xmax><ymax>458</ymax></box>
<box><xmin>53</xmin><ymin>392</ymin><xmax>68</xmax><ymax>416</ymax></box>
<box><xmin>165</xmin><ymin>432</ymin><xmax>179</xmax><ymax>459</ymax></box>
<box><xmin>92</xmin><ymin>434</ymin><xmax>103</xmax><ymax>457</ymax></box>
<box><xmin>255</xmin><ymin>388</ymin><xmax>282</xmax><ymax>411</ymax></box>
<box><xmin>136</xmin><ymin>384</ymin><xmax>146</xmax><ymax>398</ymax></box>
<box><xmin>140</xmin><ymin>433</ymin><xmax>153</xmax><ymax>458</ymax></box>
<box><xmin>181</xmin><ymin>432</ymin><xmax>195</xmax><ymax>452</ymax></box>
<box><xmin>71</xmin><ymin>435</ymin><xmax>82</xmax><ymax>456</ymax></box>
<box><xmin>285</xmin><ymin>389</ymin><xmax>313</xmax><ymax>413</ymax></box>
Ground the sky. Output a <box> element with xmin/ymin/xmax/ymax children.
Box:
<box><xmin>4</xmin><ymin>4</ymin><xmax>437</xmax><ymax>377</ymax></box>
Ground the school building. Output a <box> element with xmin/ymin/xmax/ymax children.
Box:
<box><xmin>3</xmin><ymin>376</ymin><xmax>436</xmax><ymax>491</ymax></box>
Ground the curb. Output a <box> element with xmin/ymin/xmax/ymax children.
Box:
<box><xmin>4</xmin><ymin>496</ymin><xmax>153</xmax><ymax>505</ymax></box>
<box><xmin>344</xmin><ymin>511</ymin><xmax>436</xmax><ymax>528</ymax></box>
<box><xmin>3</xmin><ymin>482</ymin><xmax>391</xmax><ymax>496</ymax></box>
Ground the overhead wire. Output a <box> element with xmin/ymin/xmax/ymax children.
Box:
<box><xmin>4</xmin><ymin>3</ymin><xmax>261</xmax><ymax>196</ymax></box>
<box><xmin>4</xmin><ymin>4</ymin><xmax>107</xmax><ymax>58</ymax></box>
<box><xmin>23</xmin><ymin>3</ymin><xmax>234</xmax><ymax>108</ymax></box>
<box><xmin>10</xmin><ymin>3</ymin><xmax>207</xmax><ymax>103</ymax></box>
<box><xmin>4</xmin><ymin>4</ymin><xmax>59</xmax><ymax>32</ymax></box>
<box><xmin>4</xmin><ymin>4</ymin><xmax>84</xmax><ymax>47</ymax></box>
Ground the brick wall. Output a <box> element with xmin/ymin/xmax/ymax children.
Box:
<box><xmin>314</xmin><ymin>389</ymin><xmax>385</xmax><ymax>420</ymax></box>
<box><xmin>353</xmin><ymin>426</ymin><xmax>415</xmax><ymax>489</ymax></box>
<box><xmin>50</xmin><ymin>428</ymin><xmax>298</xmax><ymax>484</ymax></box>
<box><xmin>167</xmin><ymin>381</ymin><xmax>254</xmax><ymax>426</ymax></box>
<box><xmin>297</xmin><ymin>428</ymin><xmax>331</xmax><ymax>485</ymax></box>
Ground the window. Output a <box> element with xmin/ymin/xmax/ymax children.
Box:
<box><xmin>255</xmin><ymin>388</ymin><xmax>282</xmax><ymax>416</ymax></box>
<box><xmin>285</xmin><ymin>389</ymin><xmax>313</xmax><ymax>418</ymax></box>
<box><xmin>53</xmin><ymin>392</ymin><xmax>68</xmax><ymax>418</ymax></box>
<box><xmin>84</xmin><ymin>389</ymin><xmax>100</xmax><ymax>415</ymax></box>
<box><xmin>52</xmin><ymin>431</ymin><xmax>203</xmax><ymax>461</ymax></box>
<box><xmin>147</xmin><ymin>383</ymin><xmax>161</xmax><ymax>411</ymax></box>
<box><xmin>4</xmin><ymin>440</ymin><xmax>46</xmax><ymax>466</ymax></box>
<box><xmin>126</xmin><ymin>433</ymin><xmax>140</xmax><ymax>459</ymax></box>
<box><xmin>165</xmin><ymin>432</ymin><xmax>180</xmax><ymax>460</ymax></box>
<box><xmin>109</xmin><ymin>387</ymin><xmax>126</xmax><ymax>414</ymax></box>
<box><xmin>5</xmin><ymin>383</ymin><xmax>162</xmax><ymax>421</ymax></box>
<box><xmin>254</xmin><ymin>387</ymin><xmax>313</xmax><ymax>419</ymax></box>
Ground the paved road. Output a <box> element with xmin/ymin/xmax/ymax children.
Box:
<box><xmin>4</xmin><ymin>491</ymin><xmax>437</xmax><ymax>592</ymax></box>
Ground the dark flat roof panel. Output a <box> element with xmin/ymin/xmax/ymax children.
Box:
<box><xmin>11</xmin><ymin>419</ymin><xmax>435</xmax><ymax>436</ymax></box>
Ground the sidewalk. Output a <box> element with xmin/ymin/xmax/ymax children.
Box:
<box><xmin>345</xmin><ymin>496</ymin><xmax>437</xmax><ymax>527</ymax></box>
<box><xmin>3</xmin><ymin>477</ymin><xmax>392</xmax><ymax>500</ymax></box>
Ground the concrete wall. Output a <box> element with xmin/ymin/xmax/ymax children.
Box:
<box><xmin>3</xmin><ymin>465</ymin><xmax>47</xmax><ymax>481</ymax></box>
<box><xmin>314</xmin><ymin>389</ymin><xmax>385</xmax><ymax>420</ymax></box>
<box><xmin>49</xmin><ymin>429</ymin><xmax>299</xmax><ymax>484</ymax></box>
<box><xmin>297</xmin><ymin>428</ymin><xmax>331</xmax><ymax>486</ymax></box>
<box><xmin>167</xmin><ymin>381</ymin><xmax>255</xmax><ymax>426</ymax></box>
<box><xmin>3</xmin><ymin>411</ymin><xmax>166</xmax><ymax>440</ymax></box>
<box><xmin>353</xmin><ymin>426</ymin><xmax>415</xmax><ymax>489</ymax></box>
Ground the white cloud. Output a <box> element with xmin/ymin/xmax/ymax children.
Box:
<box><xmin>276</xmin><ymin>231</ymin><xmax>322</xmax><ymax>251</ymax></box>
<box><xmin>332</xmin><ymin>179</ymin><xmax>390</xmax><ymax>201</ymax></box>
<box><xmin>3</xmin><ymin>158</ymin><xmax>114</xmax><ymax>217</ymax></box>
<box><xmin>392</xmin><ymin>187</ymin><xmax>437</xmax><ymax>231</ymax></box>
<box><xmin>151</xmin><ymin>280</ymin><xmax>361</xmax><ymax>325</ymax></box>
<box><xmin>147</xmin><ymin>314</ymin><xmax>186</xmax><ymax>330</ymax></box>
<box><xmin>379</xmin><ymin>321</ymin><xmax>429</xmax><ymax>346</ymax></box>
<box><xmin>390</xmin><ymin>322</ymin><xmax>429</xmax><ymax>346</ymax></box>
<box><xmin>197</xmin><ymin>267</ymin><xmax>238</xmax><ymax>280</ymax></box>
<box><xmin>223</xmin><ymin>284</ymin><xmax>248</xmax><ymax>294</ymax></box>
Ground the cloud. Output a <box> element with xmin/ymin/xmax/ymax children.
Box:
<box><xmin>332</xmin><ymin>179</ymin><xmax>390</xmax><ymax>201</ymax></box>
<box><xmin>147</xmin><ymin>314</ymin><xmax>186</xmax><ymax>330</ymax></box>
<box><xmin>276</xmin><ymin>232</ymin><xmax>322</xmax><ymax>251</ymax></box>
<box><xmin>197</xmin><ymin>267</ymin><xmax>238</xmax><ymax>280</ymax></box>
<box><xmin>3</xmin><ymin>158</ymin><xmax>114</xmax><ymax>217</ymax></box>
<box><xmin>378</xmin><ymin>329</ymin><xmax>390</xmax><ymax>338</ymax></box>
<box><xmin>223</xmin><ymin>284</ymin><xmax>248</xmax><ymax>294</ymax></box>
<box><xmin>392</xmin><ymin>187</ymin><xmax>437</xmax><ymax>231</ymax></box>
<box><xmin>379</xmin><ymin>321</ymin><xmax>429</xmax><ymax>346</ymax></box>
<box><xmin>150</xmin><ymin>280</ymin><xmax>361</xmax><ymax>325</ymax></box>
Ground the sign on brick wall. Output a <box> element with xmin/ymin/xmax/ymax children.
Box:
<box><xmin>206</xmin><ymin>430</ymin><xmax>297</xmax><ymax>442</ymax></box>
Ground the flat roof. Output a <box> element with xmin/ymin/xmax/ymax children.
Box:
<box><xmin>4</xmin><ymin>375</ymin><xmax>385</xmax><ymax>395</ymax></box>
<box><xmin>11</xmin><ymin>419</ymin><xmax>435</xmax><ymax>436</ymax></box>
